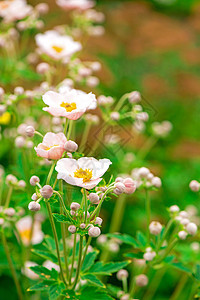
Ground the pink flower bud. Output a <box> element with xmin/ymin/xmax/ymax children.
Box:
<box><xmin>94</xmin><ymin>217</ymin><xmax>103</xmax><ymax>225</ymax></box>
<box><xmin>89</xmin><ymin>193</ymin><xmax>99</xmax><ymax>204</ymax></box>
<box><xmin>169</xmin><ymin>205</ymin><xmax>179</xmax><ymax>213</ymax></box>
<box><xmin>0</xmin><ymin>87</ymin><xmax>4</xmax><ymax>97</ymax></box>
<box><xmin>135</xmin><ymin>274</ymin><xmax>148</xmax><ymax>287</ymax></box>
<box><xmin>189</xmin><ymin>180</ymin><xmax>200</xmax><ymax>192</ymax></box>
<box><xmin>70</xmin><ymin>210</ymin><xmax>76</xmax><ymax>216</ymax></box>
<box><xmin>178</xmin><ymin>231</ymin><xmax>187</xmax><ymax>240</ymax></box>
<box><xmin>30</xmin><ymin>176</ymin><xmax>40</xmax><ymax>186</ymax></box>
<box><xmin>31</xmin><ymin>193</ymin><xmax>39</xmax><ymax>201</ymax></box>
<box><xmin>18</xmin><ymin>180</ymin><xmax>26</xmax><ymax>188</ymax></box>
<box><xmin>6</xmin><ymin>174</ymin><xmax>17</xmax><ymax>185</ymax></box>
<box><xmin>35</xmin><ymin>3</ymin><xmax>49</xmax><ymax>14</ymax></box>
<box><xmin>149</xmin><ymin>221</ymin><xmax>162</xmax><ymax>235</ymax></box>
<box><xmin>186</xmin><ymin>222</ymin><xmax>198</xmax><ymax>235</ymax></box>
<box><xmin>28</xmin><ymin>201</ymin><xmax>41</xmax><ymax>211</ymax></box>
<box><xmin>14</xmin><ymin>86</ymin><xmax>24</xmax><ymax>95</ymax></box>
<box><xmin>15</xmin><ymin>136</ymin><xmax>25</xmax><ymax>148</ymax></box>
<box><xmin>117</xmin><ymin>269</ymin><xmax>129</xmax><ymax>280</ymax></box>
<box><xmin>143</xmin><ymin>251</ymin><xmax>156</xmax><ymax>261</ymax></box>
<box><xmin>0</xmin><ymin>105</ymin><xmax>6</xmax><ymax>116</ymax></box>
<box><xmin>40</xmin><ymin>185</ymin><xmax>53</xmax><ymax>199</ymax></box>
<box><xmin>151</xmin><ymin>176</ymin><xmax>162</xmax><ymax>188</ymax></box>
<box><xmin>138</xmin><ymin>167</ymin><xmax>150</xmax><ymax>178</ymax></box>
<box><xmin>110</xmin><ymin>112</ymin><xmax>120</xmax><ymax>121</ymax></box>
<box><xmin>26</xmin><ymin>126</ymin><xmax>35</xmax><ymax>137</ymax></box>
<box><xmin>123</xmin><ymin>178</ymin><xmax>136</xmax><ymax>194</ymax></box>
<box><xmin>129</xmin><ymin>91</ymin><xmax>141</xmax><ymax>103</ymax></box>
<box><xmin>88</xmin><ymin>226</ymin><xmax>101</xmax><ymax>237</ymax></box>
<box><xmin>114</xmin><ymin>182</ymin><xmax>125</xmax><ymax>194</ymax></box>
<box><xmin>0</xmin><ymin>218</ymin><xmax>4</xmax><ymax>225</ymax></box>
<box><xmin>64</xmin><ymin>140</ymin><xmax>78</xmax><ymax>152</ymax></box>
<box><xmin>80</xmin><ymin>223</ymin><xmax>86</xmax><ymax>229</ymax></box>
<box><xmin>115</xmin><ymin>177</ymin><xmax>124</xmax><ymax>183</ymax></box>
<box><xmin>36</xmin><ymin>62</ymin><xmax>50</xmax><ymax>74</ymax></box>
<box><xmin>68</xmin><ymin>225</ymin><xmax>76</xmax><ymax>234</ymax></box>
<box><xmin>70</xmin><ymin>202</ymin><xmax>80</xmax><ymax>211</ymax></box>
<box><xmin>4</xmin><ymin>207</ymin><xmax>15</xmax><ymax>216</ymax></box>
<box><xmin>83</xmin><ymin>211</ymin><xmax>90</xmax><ymax>219</ymax></box>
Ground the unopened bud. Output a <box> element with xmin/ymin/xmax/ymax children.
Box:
<box><xmin>80</xmin><ymin>223</ymin><xmax>86</xmax><ymax>229</ymax></box>
<box><xmin>40</xmin><ymin>185</ymin><xmax>53</xmax><ymax>199</ymax></box>
<box><xmin>129</xmin><ymin>91</ymin><xmax>141</xmax><ymax>103</ymax></box>
<box><xmin>64</xmin><ymin>140</ymin><xmax>78</xmax><ymax>152</ymax></box>
<box><xmin>178</xmin><ymin>231</ymin><xmax>187</xmax><ymax>240</ymax></box>
<box><xmin>189</xmin><ymin>180</ymin><xmax>200</xmax><ymax>192</ymax></box>
<box><xmin>70</xmin><ymin>202</ymin><xmax>80</xmax><ymax>211</ymax></box>
<box><xmin>0</xmin><ymin>105</ymin><xmax>6</xmax><ymax>116</ymax></box>
<box><xmin>123</xmin><ymin>178</ymin><xmax>136</xmax><ymax>194</ymax></box>
<box><xmin>186</xmin><ymin>222</ymin><xmax>198</xmax><ymax>235</ymax></box>
<box><xmin>151</xmin><ymin>176</ymin><xmax>162</xmax><ymax>188</ymax></box>
<box><xmin>18</xmin><ymin>180</ymin><xmax>26</xmax><ymax>188</ymax></box>
<box><xmin>88</xmin><ymin>226</ymin><xmax>101</xmax><ymax>237</ymax></box>
<box><xmin>6</xmin><ymin>174</ymin><xmax>17</xmax><ymax>185</ymax></box>
<box><xmin>35</xmin><ymin>3</ymin><xmax>49</xmax><ymax>14</ymax></box>
<box><xmin>26</xmin><ymin>126</ymin><xmax>35</xmax><ymax>137</ymax></box>
<box><xmin>114</xmin><ymin>182</ymin><xmax>125</xmax><ymax>194</ymax></box>
<box><xmin>68</xmin><ymin>225</ymin><xmax>76</xmax><ymax>234</ymax></box>
<box><xmin>149</xmin><ymin>221</ymin><xmax>162</xmax><ymax>235</ymax></box>
<box><xmin>117</xmin><ymin>269</ymin><xmax>128</xmax><ymax>280</ymax></box>
<box><xmin>31</xmin><ymin>193</ymin><xmax>39</xmax><ymax>201</ymax></box>
<box><xmin>110</xmin><ymin>112</ymin><xmax>120</xmax><ymax>121</ymax></box>
<box><xmin>4</xmin><ymin>207</ymin><xmax>15</xmax><ymax>216</ymax></box>
<box><xmin>14</xmin><ymin>86</ymin><xmax>24</xmax><ymax>95</ymax></box>
<box><xmin>30</xmin><ymin>176</ymin><xmax>40</xmax><ymax>186</ymax></box>
<box><xmin>94</xmin><ymin>217</ymin><xmax>103</xmax><ymax>226</ymax></box>
<box><xmin>135</xmin><ymin>274</ymin><xmax>148</xmax><ymax>287</ymax></box>
<box><xmin>15</xmin><ymin>136</ymin><xmax>25</xmax><ymax>148</ymax></box>
<box><xmin>169</xmin><ymin>205</ymin><xmax>179</xmax><ymax>213</ymax></box>
<box><xmin>89</xmin><ymin>193</ymin><xmax>99</xmax><ymax>204</ymax></box>
<box><xmin>36</xmin><ymin>62</ymin><xmax>50</xmax><ymax>74</ymax></box>
<box><xmin>28</xmin><ymin>201</ymin><xmax>41</xmax><ymax>211</ymax></box>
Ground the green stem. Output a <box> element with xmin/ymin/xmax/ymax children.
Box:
<box><xmin>72</xmin><ymin>235</ymin><xmax>83</xmax><ymax>289</ymax></box>
<box><xmin>45</xmin><ymin>201</ymin><xmax>67</xmax><ymax>286</ymax></box>
<box><xmin>122</xmin><ymin>277</ymin><xmax>128</xmax><ymax>293</ymax></box>
<box><xmin>67</xmin><ymin>120</ymin><xmax>73</xmax><ymax>140</ymax></box>
<box><xmin>46</xmin><ymin>161</ymin><xmax>56</xmax><ymax>185</ymax></box>
<box><xmin>79</xmin><ymin>122</ymin><xmax>91</xmax><ymax>153</ymax></box>
<box><xmin>115</xmin><ymin>93</ymin><xmax>129</xmax><ymax>111</ymax></box>
<box><xmin>54</xmin><ymin>191</ymin><xmax>73</xmax><ymax>222</ymax></box>
<box><xmin>83</xmin><ymin>189</ymin><xmax>87</xmax><ymax>223</ymax></box>
<box><xmin>34</xmin><ymin>131</ymin><xmax>43</xmax><ymax>138</ymax></box>
<box><xmin>169</xmin><ymin>273</ymin><xmax>188</xmax><ymax>300</ymax></box>
<box><xmin>109</xmin><ymin>194</ymin><xmax>126</xmax><ymax>233</ymax></box>
<box><xmin>59</xmin><ymin>180</ymin><xmax>69</xmax><ymax>282</ymax></box>
<box><xmin>145</xmin><ymin>189</ymin><xmax>151</xmax><ymax>244</ymax></box>
<box><xmin>143</xmin><ymin>268</ymin><xmax>166</xmax><ymax>300</ymax></box>
<box><xmin>156</xmin><ymin>219</ymin><xmax>174</xmax><ymax>252</ymax></box>
<box><xmin>64</xmin><ymin>119</ymin><xmax>69</xmax><ymax>136</ymax></box>
<box><xmin>155</xmin><ymin>238</ymin><xmax>178</xmax><ymax>265</ymax></box>
<box><xmin>2</xmin><ymin>229</ymin><xmax>24</xmax><ymax>300</ymax></box>
<box><xmin>69</xmin><ymin>233</ymin><xmax>77</xmax><ymax>285</ymax></box>
<box><xmin>90</xmin><ymin>186</ymin><xmax>114</xmax><ymax>219</ymax></box>
<box><xmin>4</xmin><ymin>186</ymin><xmax>13</xmax><ymax>208</ymax></box>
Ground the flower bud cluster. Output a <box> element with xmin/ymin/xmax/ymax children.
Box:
<box><xmin>114</xmin><ymin>177</ymin><xmax>136</xmax><ymax>195</ymax></box>
<box><xmin>131</xmin><ymin>167</ymin><xmax>162</xmax><ymax>189</ymax></box>
<box><xmin>132</xmin><ymin>104</ymin><xmax>149</xmax><ymax>133</ymax></box>
<box><xmin>169</xmin><ymin>205</ymin><xmax>198</xmax><ymax>239</ymax></box>
<box><xmin>5</xmin><ymin>174</ymin><xmax>26</xmax><ymax>189</ymax></box>
<box><xmin>143</xmin><ymin>247</ymin><xmax>156</xmax><ymax>261</ymax></box>
<box><xmin>97</xmin><ymin>234</ymin><xmax>121</xmax><ymax>253</ymax></box>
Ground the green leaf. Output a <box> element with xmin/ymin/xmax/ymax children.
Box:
<box><xmin>27</xmin><ymin>281</ymin><xmax>53</xmax><ymax>292</ymax></box>
<box><xmin>169</xmin><ymin>262</ymin><xmax>191</xmax><ymax>274</ymax></box>
<box><xmin>193</xmin><ymin>265</ymin><xmax>200</xmax><ymax>281</ymax></box>
<box><xmin>136</xmin><ymin>231</ymin><xmax>147</xmax><ymax>247</ymax></box>
<box><xmin>82</xmin><ymin>274</ymin><xmax>105</xmax><ymax>287</ymax></box>
<box><xmin>53</xmin><ymin>213</ymin><xmax>71</xmax><ymax>223</ymax></box>
<box><xmin>124</xmin><ymin>252</ymin><xmax>143</xmax><ymax>259</ymax></box>
<box><xmin>30</xmin><ymin>266</ymin><xmax>58</xmax><ymax>281</ymax></box>
<box><xmin>32</xmin><ymin>249</ymin><xmax>58</xmax><ymax>263</ymax></box>
<box><xmin>44</xmin><ymin>236</ymin><xmax>56</xmax><ymax>251</ymax></box>
<box><xmin>49</xmin><ymin>283</ymin><xmax>65</xmax><ymax>300</ymax></box>
<box><xmin>107</xmin><ymin>233</ymin><xmax>139</xmax><ymax>247</ymax></box>
<box><xmin>79</xmin><ymin>286</ymin><xmax>114</xmax><ymax>300</ymax></box>
<box><xmin>89</xmin><ymin>261</ymin><xmax>130</xmax><ymax>275</ymax></box>
<box><xmin>81</xmin><ymin>250</ymin><xmax>99</xmax><ymax>273</ymax></box>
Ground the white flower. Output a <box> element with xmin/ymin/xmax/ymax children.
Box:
<box><xmin>43</xmin><ymin>260</ymin><xmax>60</xmax><ymax>272</ymax></box>
<box><xmin>55</xmin><ymin>157</ymin><xmax>112</xmax><ymax>189</ymax></box>
<box><xmin>16</xmin><ymin>215</ymin><xmax>44</xmax><ymax>246</ymax></box>
<box><xmin>56</xmin><ymin>0</ymin><xmax>95</xmax><ymax>11</ymax></box>
<box><xmin>22</xmin><ymin>261</ymin><xmax>39</xmax><ymax>280</ymax></box>
<box><xmin>42</xmin><ymin>89</ymin><xmax>97</xmax><ymax>120</ymax></box>
<box><xmin>35</xmin><ymin>30</ymin><xmax>82</xmax><ymax>61</ymax></box>
<box><xmin>0</xmin><ymin>0</ymin><xmax>32</xmax><ymax>22</ymax></box>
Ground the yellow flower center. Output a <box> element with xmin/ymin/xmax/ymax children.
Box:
<box><xmin>74</xmin><ymin>168</ymin><xmax>93</xmax><ymax>183</ymax></box>
<box><xmin>19</xmin><ymin>228</ymin><xmax>31</xmax><ymax>242</ymax></box>
<box><xmin>60</xmin><ymin>102</ymin><xmax>77</xmax><ymax>112</ymax></box>
<box><xmin>52</xmin><ymin>45</ymin><xmax>64</xmax><ymax>53</ymax></box>
<box><xmin>45</xmin><ymin>144</ymin><xmax>59</xmax><ymax>150</ymax></box>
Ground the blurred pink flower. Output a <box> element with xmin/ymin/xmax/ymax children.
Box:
<box><xmin>56</xmin><ymin>0</ymin><xmax>95</xmax><ymax>11</ymax></box>
<box><xmin>16</xmin><ymin>215</ymin><xmax>44</xmax><ymax>246</ymax></box>
<box><xmin>35</xmin><ymin>132</ymin><xmax>67</xmax><ymax>160</ymax></box>
<box><xmin>0</xmin><ymin>0</ymin><xmax>32</xmax><ymax>22</ymax></box>
<box><xmin>42</xmin><ymin>89</ymin><xmax>97</xmax><ymax>120</ymax></box>
<box><xmin>55</xmin><ymin>157</ymin><xmax>112</xmax><ymax>189</ymax></box>
<box><xmin>35</xmin><ymin>30</ymin><xmax>82</xmax><ymax>61</ymax></box>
